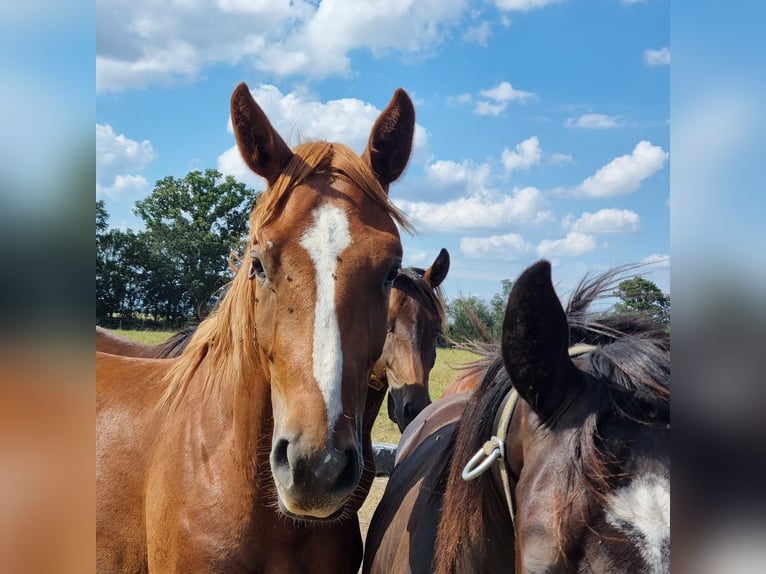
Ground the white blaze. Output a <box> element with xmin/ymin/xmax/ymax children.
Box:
<box><xmin>606</xmin><ymin>473</ymin><xmax>670</xmax><ymax>573</ymax></box>
<box><xmin>299</xmin><ymin>204</ymin><xmax>351</xmax><ymax>430</ymax></box>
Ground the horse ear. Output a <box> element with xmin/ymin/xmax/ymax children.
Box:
<box><xmin>423</xmin><ymin>248</ymin><xmax>450</xmax><ymax>288</ymax></box>
<box><xmin>362</xmin><ymin>88</ymin><xmax>415</xmax><ymax>192</ymax></box>
<box><xmin>501</xmin><ymin>260</ymin><xmax>580</xmax><ymax>420</ymax></box>
<box><xmin>230</xmin><ymin>82</ymin><xmax>293</xmax><ymax>186</ymax></box>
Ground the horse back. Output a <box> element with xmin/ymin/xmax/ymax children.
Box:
<box><xmin>96</xmin><ymin>353</ymin><xmax>170</xmax><ymax>573</ymax></box>
<box><xmin>363</xmin><ymin>394</ymin><xmax>469</xmax><ymax>574</ymax></box>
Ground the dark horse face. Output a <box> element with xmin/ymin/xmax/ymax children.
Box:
<box><xmin>381</xmin><ymin>248</ymin><xmax>449</xmax><ymax>432</ymax></box>
<box><xmin>501</xmin><ymin>261</ymin><xmax>670</xmax><ymax>573</ymax></box>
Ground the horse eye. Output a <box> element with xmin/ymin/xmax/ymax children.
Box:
<box><xmin>249</xmin><ymin>256</ymin><xmax>267</xmax><ymax>281</ymax></box>
<box><xmin>384</xmin><ymin>265</ymin><xmax>400</xmax><ymax>287</ymax></box>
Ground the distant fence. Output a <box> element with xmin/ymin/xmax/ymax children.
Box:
<box><xmin>96</xmin><ymin>317</ymin><xmax>187</xmax><ymax>331</ymax></box>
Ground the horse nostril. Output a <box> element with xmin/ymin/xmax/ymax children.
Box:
<box><xmin>273</xmin><ymin>438</ymin><xmax>289</xmax><ymax>469</ymax></box>
<box><xmin>403</xmin><ymin>402</ymin><xmax>413</xmax><ymax>423</ymax></box>
<box><xmin>335</xmin><ymin>446</ymin><xmax>360</xmax><ymax>493</ymax></box>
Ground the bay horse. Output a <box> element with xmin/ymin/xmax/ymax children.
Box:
<box><xmin>375</xmin><ymin>248</ymin><xmax>449</xmax><ymax>432</ymax></box>
<box><xmin>97</xmin><ymin>82</ymin><xmax>416</xmax><ymax>573</ymax></box>
<box><xmin>95</xmin><ymin>249</ymin><xmax>448</xmax><ymax>433</ymax></box>
<box><xmin>363</xmin><ymin>260</ymin><xmax>670</xmax><ymax>573</ymax></box>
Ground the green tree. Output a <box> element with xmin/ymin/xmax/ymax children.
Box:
<box><xmin>97</xmin><ymin>226</ymin><xmax>147</xmax><ymax>319</ymax></box>
<box><xmin>613</xmin><ymin>276</ymin><xmax>670</xmax><ymax>324</ymax></box>
<box><xmin>133</xmin><ymin>169</ymin><xmax>259</xmax><ymax>319</ymax></box>
<box><xmin>488</xmin><ymin>279</ymin><xmax>514</xmax><ymax>340</ymax></box>
<box><xmin>447</xmin><ymin>294</ymin><xmax>494</xmax><ymax>343</ymax></box>
<box><xmin>97</xmin><ymin>199</ymin><xmax>109</xmax><ymax>234</ymax></box>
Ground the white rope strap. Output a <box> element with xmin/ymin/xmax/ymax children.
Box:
<box><xmin>461</xmin><ymin>389</ymin><xmax>519</xmax><ymax>526</ymax></box>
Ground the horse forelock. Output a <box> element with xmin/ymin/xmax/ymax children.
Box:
<box><xmin>394</xmin><ymin>267</ymin><xmax>448</xmax><ymax>332</ymax></box>
<box><xmin>251</xmin><ymin>141</ymin><xmax>413</xmax><ymax>234</ymax></box>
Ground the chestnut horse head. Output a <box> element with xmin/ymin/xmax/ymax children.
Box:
<box><xmin>161</xmin><ymin>83</ymin><xmax>415</xmax><ymax>520</ymax></box>
<box><xmin>374</xmin><ymin>248</ymin><xmax>449</xmax><ymax>432</ymax></box>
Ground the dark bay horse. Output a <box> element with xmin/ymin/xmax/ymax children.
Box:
<box><xmin>363</xmin><ymin>260</ymin><xmax>670</xmax><ymax>573</ymax></box>
<box><xmin>95</xmin><ymin>249</ymin><xmax>448</xmax><ymax>433</ymax></box>
<box><xmin>97</xmin><ymin>82</ymin><xmax>416</xmax><ymax>573</ymax></box>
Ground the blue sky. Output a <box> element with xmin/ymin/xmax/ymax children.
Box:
<box><xmin>96</xmin><ymin>0</ymin><xmax>669</xmax><ymax>303</ymax></box>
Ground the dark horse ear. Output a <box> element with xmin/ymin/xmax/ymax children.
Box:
<box><xmin>362</xmin><ymin>88</ymin><xmax>416</xmax><ymax>192</ymax></box>
<box><xmin>502</xmin><ymin>260</ymin><xmax>580</xmax><ymax>421</ymax></box>
<box><xmin>423</xmin><ymin>248</ymin><xmax>450</xmax><ymax>288</ymax></box>
<box><xmin>230</xmin><ymin>82</ymin><xmax>294</xmax><ymax>186</ymax></box>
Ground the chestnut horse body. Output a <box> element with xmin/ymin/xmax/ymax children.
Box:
<box><xmin>97</xmin><ymin>83</ymin><xmax>416</xmax><ymax>573</ymax></box>
<box><xmin>364</xmin><ymin>261</ymin><xmax>670</xmax><ymax>574</ymax></box>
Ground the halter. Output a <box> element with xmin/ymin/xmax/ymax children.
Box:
<box><xmin>461</xmin><ymin>388</ymin><xmax>519</xmax><ymax>527</ymax></box>
<box><xmin>369</xmin><ymin>372</ymin><xmax>386</xmax><ymax>391</ymax></box>
<box><xmin>460</xmin><ymin>343</ymin><xmax>598</xmax><ymax>529</ymax></box>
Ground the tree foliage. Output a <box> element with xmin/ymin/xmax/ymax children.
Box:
<box><xmin>96</xmin><ymin>170</ymin><xmax>259</xmax><ymax>324</ymax></box>
<box><xmin>612</xmin><ymin>276</ymin><xmax>670</xmax><ymax>324</ymax></box>
<box><xmin>446</xmin><ymin>279</ymin><xmax>513</xmax><ymax>344</ymax></box>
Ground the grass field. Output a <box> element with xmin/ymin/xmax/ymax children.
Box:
<box><xmin>116</xmin><ymin>329</ymin><xmax>479</xmax><ymax>444</ymax></box>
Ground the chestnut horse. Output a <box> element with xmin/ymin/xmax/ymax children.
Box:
<box><xmin>97</xmin><ymin>83</ymin><xmax>416</xmax><ymax>573</ymax></box>
<box><xmin>363</xmin><ymin>260</ymin><xmax>670</xmax><ymax>573</ymax></box>
<box><xmin>95</xmin><ymin>325</ymin><xmax>196</xmax><ymax>359</ymax></box>
<box><xmin>95</xmin><ymin>249</ymin><xmax>448</xmax><ymax>433</ymax></box>
<box><xmin>439</xmin><ymin>341</ymin><xmax>494</xmax><ymax>399</ymax></box>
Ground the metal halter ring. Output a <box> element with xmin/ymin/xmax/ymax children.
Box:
<box><xmin>461</xmin><ymin>436</ymin><xmax>505</xmax><ymax>481</ymax></box>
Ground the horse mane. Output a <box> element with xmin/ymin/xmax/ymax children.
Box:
<box><xmin>434</xmin><ymin>266</ymin><xmax>670</xmax><ymax>573</ymax></box>
<box><xmin>152</xmin><ymin>324</ymin><xmax>197</xmax><ymax>358</ymax></box>
<box><xmin>160</xmin><ymin>141</ymin><xmax>413</xmax><ymax>409</ymax></box>
<box><xmin>394</xmin><ymin>266</ymin><xmax>448</xmax><ymax>331</ymax></box>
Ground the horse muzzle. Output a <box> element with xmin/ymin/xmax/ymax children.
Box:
<box><xmin>270</xmin><ymin>433</ymin><xmax>361</xmax><ymax>519</ymax></box>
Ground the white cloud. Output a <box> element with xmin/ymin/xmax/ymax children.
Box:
<box><xmin>463</xmin><ymin>21</ymin><xmax>492</xmax><ymax>46</ymax></box>
<box><xmin>96</xmin><ymin>123</ymin><xmax>155</xmax><ymax>198</ymax></box>
<box><xmin>422</xmin><ymin>159</ymin><xmax>493</xmax><ymax>200</ymax></box>
<box><xmin>622</xmin><ymin>0</ymin><xmax>647</xmax><ymax>4</ymax></box>
<box><xmin>474</xmin><ymin>81</ymin><xmax>535</xmax><ymax>116</ymax></box>
<box><xmin>501</xmin><ymin>136</ymin><xmax>542</xmax><ymax>174</ymax></box>
<box><xmin>549</xmin><ymin>152</ymin><xmax>573</xmax><ymax>165</ymax></box>
<box><xmin>97</xmin><ymin>0</ymin><xmax>467</xmax><ymax>91</ymax></box>
<box><xmin>644</xmin><ymin>47</ymin><xmax>670</xmax><ymax>67</ymax></box>
<box><xmin>641</xmin><ymin>253</ymin><xmax>670</xmax><ymax>267</ymax></box>
<box><xmin>447</xmin><ymin>92</ymin><xmax>473</xmax><ymax>106</ymax></box>
<box><xmin>537</xmin><ymin>232</ymin><xmax>596</xmax><ymax>257</ymax></box>
<box><xmin>569</xmin><ymin>140</ymin><xmax>668</xmax><ymax>198</ymax></box>
<box><xmin>217</xmin><ymin>84</ymin><xmax>429</xmax><ymax>188</ymax></box>
<box><xmin>403</xmin><ymin>249</ymin><xmax>431</xmax><ymax>267</ymax></box>
<box><xmin>564</xmin><ymin>208</ymin><xmax>641</xmax><ymax>234</ymax></box>
<box><xmin>564</xmin><ymin>113</ymin><xmax>623</xmax><ymax>129</ymax></box>
<box><xmin>97</xmin><ymin>174</ymin><xmax>150</xmax><ymax>200</ymax></box>
<box><xmin>461</xmin><ymin>232</ymin><xmax>532</xmax><ymax>259</ymax></box>
<box><xmin>395</xmin><ymin>186</ymin><xmax>551</xmax><ymax>232</ymax></box>
<box><xmin>494</xmin><ymin>0</ymin><xmax>563</xmax><ymax>11</ymax></box>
